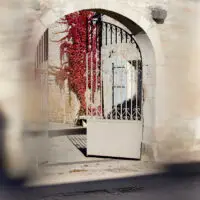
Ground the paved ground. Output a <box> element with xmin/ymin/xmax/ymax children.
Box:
<box><xmin>25</xmin><ymin>134</ymin><xmax>162</xmax><ymax>187</ymax></box>
<box><xmin>2</xmin><ymin>171</ymin><xmax>200</xmax><ymax>200</ymax></box>
<box><xmin>2</xmin><ymin>123</ymin><xmax>200</xmax><ymax>199</ymax></box>
<box><xmin>27</xmin><ymin>159</ymin><xmax>161</xmax><ymax>186</ymax></box>
<box><xmin>47</xmin><ymin>135</ymin><xmax>111</xmax><ymax>164</ymax></box>
<box><xmin>6</xmin><ymin>122</ymin><xmax>162</xmax><ymax>187</ymax></box>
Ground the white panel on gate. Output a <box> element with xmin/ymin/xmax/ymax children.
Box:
<box><xmin>87</xmin><ymin>119</ymin><xmax>142</xmax><ymax>159</ymax></box>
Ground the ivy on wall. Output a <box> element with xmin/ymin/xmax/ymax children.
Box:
<box><xmin>49</xmin><ymin>11</ymin><xmax>102</xmax><ymax>116</ymax></box>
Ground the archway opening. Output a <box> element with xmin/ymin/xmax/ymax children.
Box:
<box><xmin>35</xmin><ymin>8</ymin><xmax>156</xmax><ymax>181</ymax></box>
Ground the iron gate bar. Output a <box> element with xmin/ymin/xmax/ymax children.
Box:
<box><xmin>46</xmin><ymin>29</ymin><xmax>49</xmax><ymax>61</ymax></box>
<box><xmin>115</xmin><ymin>26</ymin><xmax>117</xmax><ymax>44</ymax></box>
<box><xmin>136</xmin><ymin>60</ymin><xmax>138</xmax><ymax>120</ymax></box>
<box><xmin>86</xmin><ymin>16</ymin><xmax>88</xmax><ymax>117</ymax></box>
<box><xmin>120</xmin><ymin>28</ymin><xmax>123</xmax><ymax>43</ymax></box>
<box><xmin>37</xmin><ymin>43</ymin><xmax>38</xmax><ymax>68</ymax></box>
<box><xmin>131</xmin><ymin>61</ymin><xmax>133</xmax><ymax>120</ymax></box>
<box><xmin>35</xmin><ymin>44</ymin><xmax>38</xmax><ymax>80</ymax></box>
<box><xmin>99</xmin><ymin>21</ymin><xmax>142</xmax><ymax>53</ymax></box>
<box><xmin>44</xmin><ymin>30</ymin><xmax>47</xmax><ymax>60</ymax></box>
<box><xmin>39</xmin><ymin>36</ymin><xmax>41</xmax><ymax>65</ymax></box>
<box><xmin>95</xmin><ymin>19</ymin><xmax>98</xmax><ymax>115</ymax></box>
<box><xmin>41</xmin><ymin>35</ymin><xmax>43</xmax><ymax>64</ymax></box>
<box><xmin>125</xmin><ymin>62</ymin><xmax>128</xmax><ymax>120</ymax></box>
<box><xmin>91</xmin><ymin>40</ymin><xmax>93</xmax><ymax>115</ymax></box>
<box><xmin>38</xmin><ymin>37</ymin><xmax>40</xmax><ymax>65</ymax></box>
<box><xmin>87</xmin><ymin>16</ymin><xmax>143</xmax><ymax>121</ymax></box>
<box><xmin>110</xmin><ymin>24</ymin><xmax>112</xmax><ymax>44</ymax></box>
<box><xmin>86</xmin><ymin>53</ymin><xmax>88</xmax><ymax>117</ymax></box>
<box><xmin>91</xmin><ymin>19</ymin><xmax>94</xmax><ymax>114</ymax></box>
<box><xmin>96</xmin><ymin>19</ymin><xmax>98</xmax><ymax>50</ymax></box>
<box><xmin>112</xmin><ymin>63</ymin><xmax>114</xmax><ymax>119</ymax></box>
<box><xmin>42</xmin><ymin>34</ymin><xmax>44</xmax><ymax>70</ymax></box>
<box><xmin>105</xmin><ymin>23</ymin><xmax>108</xmax><ymax>46</ymax></box>
<box><xmin>99</xmin><ymin>21</ymin><xmax>104</xmax><ymax>118</ymax></box>
<box><xmin>120</xmin><ymin>58</ymin><xmax>123</xmax><ymax>119</ymax></box>
<box><xmin>90</xmin><ymin>20</ymin><xmax>93</xmax><ymax>86</ymax></box>
<box><xmin>86</xmin><ymin>17</ymin><xmax>89</xmax><ymax>52</ymax></box>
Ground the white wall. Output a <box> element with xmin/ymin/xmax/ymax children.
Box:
<box><xmin>31</xmin><ymin>0</ymin><xmax>200</xmax><ymax>162</ymax></box>
<box><xmin>135</xmin><ymin>32</ymin><xmax>156</xmax><ymax>144</ymax></box>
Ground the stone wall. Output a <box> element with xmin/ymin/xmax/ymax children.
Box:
<box><xmin>48</xmin><ymin>22</ymin><xmax>80</xmax><ymax>123</ymax></box>
<box><xmin>31</xmin><ymin>0</ymin><xmax>200</xmax><ymax>162</ymax></box>
<box><xmin>48</xmin><ymin>76</ymin><xmax>80</xmax><ymax>123</ymax></box>
<box><xmin>151</xmin><ymin>0</ymin><xmax>200</xmax><ymax>162</ymax></box>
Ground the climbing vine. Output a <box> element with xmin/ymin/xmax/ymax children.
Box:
<box><xmin>49</xmin><ymin>11</ymin><xmax>102</xmax><ymax>116</ymax></box>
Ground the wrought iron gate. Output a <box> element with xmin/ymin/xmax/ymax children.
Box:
<box><xmin>35</xmin><ymin>29</ymin><xmax>48</xmax><ymax>115</ymax></box>
<box><xmin>86</xmin><ymin>14</ymin><xmax>143</xmax><ymax>159</ymax></box>
<box><xmin>85</xmin><ymin>14</ymin><xmax>143</xmax><ymax>122</ymax></box>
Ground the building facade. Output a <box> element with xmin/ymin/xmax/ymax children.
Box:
<box><xmin>31</xmin><ymin>0</ymin><xmax>200</xmax><ymax>162</ymax></box>
<box><xmin>2</xmin><ymin>0</ymin><xmax>200</xmax><ymax>172</ymax></box>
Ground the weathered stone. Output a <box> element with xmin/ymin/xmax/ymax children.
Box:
<box><xmin>150</xmin><ymin>6</ymin><xmax>167</xmax><ymax>24</ymax></box>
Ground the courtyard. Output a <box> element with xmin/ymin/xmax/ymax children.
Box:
<box><xmin>25</xmin><ymin>123</ymin><xmax>161</xmax><ymax>186</ymax></box>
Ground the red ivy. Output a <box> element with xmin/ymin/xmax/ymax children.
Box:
<box><xmin>54</xmin><ymin>11</ymin><xmax>101</xmax><ymax>116</ymax></box>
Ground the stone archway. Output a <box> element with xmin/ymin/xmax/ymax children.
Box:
<box><xmin>32</xmin><ymin>1</ymin><xmax>164</xmax><ymax>160</ymax></box>
<box><xmin>0</xmin><ymin>0</ymin><xmax>168</xmax><ymax>182</ymax></box>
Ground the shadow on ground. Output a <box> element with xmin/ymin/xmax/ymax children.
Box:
<box><xmin>2</xmin><ymin>163</ymin><xmax>200</xmax><ymax>200</ymax></box>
